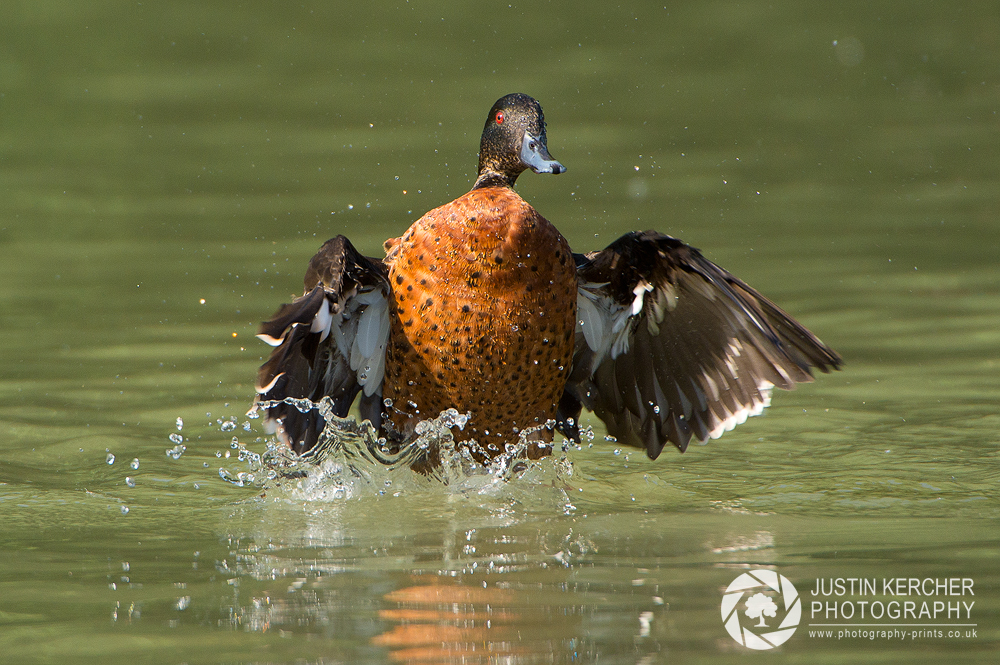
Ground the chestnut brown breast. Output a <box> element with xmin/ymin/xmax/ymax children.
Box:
<box><xmin>381</xmin><ymin>186</ymin><xmax>578</xmax><ymax>457</ymax></box>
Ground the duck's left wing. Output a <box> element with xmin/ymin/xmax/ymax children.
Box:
<box><xmin>254</xmin><ymin>235</ymin><xmax>391</xmax><ymax>453</ymax></box>
<box><xmin>560</xmin><ymin>230</ymin><xmax>841</xmax><ymax>459</ymax></box>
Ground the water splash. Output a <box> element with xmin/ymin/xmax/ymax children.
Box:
<box><xmin>228</xmin><ymin>396</ymin><xmax>577</xmax><ymax>511</ymax></box>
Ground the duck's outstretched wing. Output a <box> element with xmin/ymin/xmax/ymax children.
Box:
<box><xmin>255</xmin><ymin>235</ymin><xmax>391</xmax><ymax>453</ymax></box>
<box><xmin>560</xmin><ymin>230</ymin><xmax>841</xmax><ymax>459</ymax></box>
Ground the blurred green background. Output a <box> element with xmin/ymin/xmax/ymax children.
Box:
<box><xmin>1</xmin><ymin>1</ymin><xmax>997</xmax><ymax>663</ymax></box>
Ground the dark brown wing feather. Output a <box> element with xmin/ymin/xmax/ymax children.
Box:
<box><xmin>254</xmin><ymin>235</ymin><xmax>390</xmax><ymax>454</ymax></box>
<box><xmin>561</xmin><ymin>230</ymin><xmax>841</xmax><ymax>459</ymax></box>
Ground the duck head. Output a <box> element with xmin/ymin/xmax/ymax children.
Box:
<box><xmin>474</xmin><ymin>93</ymin><xmax>565</xmax><ymax>189</ymax></box>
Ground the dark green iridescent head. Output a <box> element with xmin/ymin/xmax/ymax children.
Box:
<box><xmin>474</xmin><ymin>93</ymin><xmax>565</xmax><ymax>189</ymax></box>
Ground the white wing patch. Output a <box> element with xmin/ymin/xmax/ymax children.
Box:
<box><xmin>576</xmin><ymin>287</ymin><xmax>605</xmax><ymax>352</ymax></box>
<box><xmin>701</xmin><ymin>337</ymin><xmax>777</xmax><ymax>441</ymax></box>
<box><xmin>349</xmin><ymin>289</ymin><xmax>390</xmax><ymax>396</ymax></box>
<box><xmin>255</xmin><ymin>371</ymin><xmax>284</xmax><ymax>395</ymax></box>
<box><xmin>256</xmin><ymin>332</ymin><xmax>284</xmax><ymax>347</ymax></box>
<box><xmin>705</xmin><ymin>380</ymin><xmax>773</xmax><ymax>441</ymax></box>
<box><xmin>310</xmin><ymin>298</ymin><xmax>333</xmax><ymax>342</ymax></box>
<box><xmin>631</xmin><ymin>280</ymin><xmax>653</xmax><ymax>315</ymax></box>
<box><xmin>577</xmin><ymin>282</ymin><xmax>635</xmax><ymax>367</ymax></box>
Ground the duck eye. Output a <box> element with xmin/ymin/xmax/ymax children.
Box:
<box><xmin>495</xmin><ymin>111</ymin><xmax>504</xmax><ymax>125</ymax></box>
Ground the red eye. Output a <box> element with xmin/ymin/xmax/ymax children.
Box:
<box><xmin>495</xmin><ymin>111</ymin><xmax>504</xmax><ymax>125</ymax></box>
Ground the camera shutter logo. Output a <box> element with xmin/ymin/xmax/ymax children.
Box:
<box><xmin>721</xmin><ymin>570</ymin><xmax>801</xmax><ymax>649</ymax></box>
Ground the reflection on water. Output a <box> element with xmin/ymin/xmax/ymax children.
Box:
<box><xmin>209</xmin><ymin>493</ymin><xmax>1000</xmax><ymax>663</ymax></box>
<box><xmin>373</xmin><ymin>580</ymin><xmax>594</xmax><ymax>664</ymax></box>
<box><xmin>220</xmin><ymin>494</ymin><xmax>645</xmax><ymax>664</ymax></box>
<box><xmin>375</xmin><ymin>582</ymin><xmax>524</xmax><ymax>663</ymax></box>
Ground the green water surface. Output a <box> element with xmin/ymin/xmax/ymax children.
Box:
<box><xmin>1</xmin><ymin>1</ymin><xmax>998</xmax><ymax>663</ymax></box>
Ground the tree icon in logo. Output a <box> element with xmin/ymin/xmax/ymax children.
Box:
<box><xmin>745</xmin><ymin>592</ymin><xmax>778</xmax><ymax>627</ymax></box>
<box><xmin>721</xmin><ymin>570</ymin><xmax>800</xmax><ymax>650</ymax></box>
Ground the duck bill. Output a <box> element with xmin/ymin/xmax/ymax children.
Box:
<box><xmin>520</xmin><ymin>132</ymin><xmax>565</xmax><ymax>174</ymax></box>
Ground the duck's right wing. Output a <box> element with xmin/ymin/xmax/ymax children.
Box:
<box><xmin>561</xmin><ymin>230</ymin><xmax>841</xmax><ymax>459</ymax></box>
<box><xmin>254</xmin><ymin>235</ymin><xmax>391</xmax><ymax>453</ymax></box>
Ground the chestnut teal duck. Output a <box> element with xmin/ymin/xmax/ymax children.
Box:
<box><xmin>254</xmin><ymin>93</ymin><xmax>841</xmax><ymax>466</ymax></box>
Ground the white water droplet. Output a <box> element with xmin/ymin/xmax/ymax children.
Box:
<box><xmin>166</xmin><ymin>444</ymin><xmax>186</xmax><ymax>459</ymax></box>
